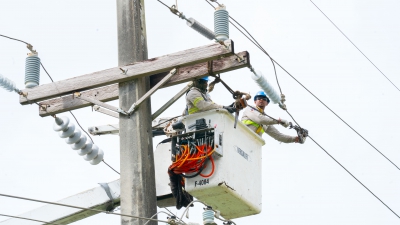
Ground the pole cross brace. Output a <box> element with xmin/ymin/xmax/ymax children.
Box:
<box><xmin>74</xmin><ymin>92</ymin><xmax>128</xmax><ymax>115</ymax></box>
<box><xmin>93</xmin><ymin>105</ymin><xmax>119</xmax><ymax>118</ymax></box>
<box><xmin>126</xmin><ymin>68</ymin><xmax>177</xmax><ymax>115</ymax></box>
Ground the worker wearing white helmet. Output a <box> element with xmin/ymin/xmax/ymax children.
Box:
<box><xmin>185</xmin><ymin>76</ymin><xmax>236</xmax><ymax>115</ymax></box>
<box><xmin>241</xmin><ymin>91</ymin><xmax>300</xmax><ymax>143</ymax></box>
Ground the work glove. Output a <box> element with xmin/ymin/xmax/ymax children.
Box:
<box><xmin>297</xmin><ymin>135</ymin><xmax>307</xmax><ymax>144</ymax></box>
<box><xmin>279</xmin><ymin>118</ymin><xmax>290</xmax><ymax>128</ymax></box>
<box><xmin>223</xmin><ymin>106</ymin><xmax>236</xmax><ymax>114</ymax></box>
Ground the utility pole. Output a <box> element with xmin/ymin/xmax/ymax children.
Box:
<box><xmin>117</xmin><ymin>1</ymin><xmax>157</xmax><ymax>225</ymax></box>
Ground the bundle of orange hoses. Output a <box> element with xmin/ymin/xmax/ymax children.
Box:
<box><xmin>169</xmin><ymin>143</ymin><xmax>215</xmax><ymax>178</ymax></box>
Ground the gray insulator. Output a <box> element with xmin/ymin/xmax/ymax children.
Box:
<box><xmin>53</xmin><ymin>116</ymin><xmax>104</xmax><ymax>165</ymax></box>
<box><xmin>71</xmin><ymin>135</ymin><xmax>87</xmax><ymax>150</ymax></box>
<box><xmin>65</xmin><ymin>129</ymin><xmax>82</xmax><ymax>144</ymax></box>
<box><xmin>202</xmin><ymin>209</ymin><xmax>216</xmax><ymax>225</ymax></box>
<box><xmin>186</xmin><ymin>18</ymin><xmax>215</xmax><ymax>40</ymax></box>
<box><xmin>84</xmin><ymin>145</ymin><xmax>99</xmax><ymax>161</ymax></box>
<box><xmin>251</xmin><ymin>70</ymin><xmax>281</xmax><ymax>104</ymax></box>
<box><xmin>59</xmin><ymin>123</ymin><xmax>76</xmax><ymax>138</ymax></box>
<box><xmin>77</xmin><ymin>142</ymin><xmax>93</xmax><ymax>156</ymax></box>
<box><xmin>25</xmin><ymin>53</ymin><xmax>40</xmax><ymax>88</ymax></box>
<box><xmin>0</xmin><ymin>74</ymin><xmax>19</xmax><ymax>92</ymax></box>
<box><xmin>214</xmin><ymin>5</ymin><xmax>229</xmax><ymax>41</ymax></box>
<box><xmin>90</xmin><ymin>149</ymin><xmax>104</xmax><ymax>165</ymax></box>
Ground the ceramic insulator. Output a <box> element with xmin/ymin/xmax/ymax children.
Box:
<box><xmin>214</xmin><ymin>5</ymin><xmax>229</xmax><ymax>41</ymax></box>
<box><xmin>53</xmin><ymin>117</ymin><xmax>104</xmax><ymax>165</ymax></box>
<box><xmin>0</xmin><ymin>74</ymin><xmax>19</xmax><ymax>92</ymax></box>
<box><xmin>202</xmin><ymin>209</ymin><xmax>216</xmax><ymax>225</ymax></box>
<box><xmin>251</xmin><ymin>70</ymin><xmax>281</xmax><ymax>104</ymax></box>
<box><xmin>186</xmin><ymin>18</ymin><xmax>215</xmax><ymax>40</ymax></box>
<box><xmin>25</xmin><ymin>52</ymin><xmax>40</xmax><ymax>88</ymax></box>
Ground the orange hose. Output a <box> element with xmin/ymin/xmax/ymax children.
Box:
<box><xmin>200</xmin><ymin>155</ymin><xmax>215</xmax><ymax>178</ymax></box>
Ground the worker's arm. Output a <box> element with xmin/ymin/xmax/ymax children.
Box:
<box><xmin>245</xmin><ymin>108</ymin><xmax>280</xmax><ymax>126</ymax></box>
<box><xmin>187</xmin><ymin>89</ymin><xmax>223</xmax><ymax>111</ymax></box>
<box><xmin>264</xmin><ymin>125</ymin><xmax>297</xmax><ymax>143</ymax></box>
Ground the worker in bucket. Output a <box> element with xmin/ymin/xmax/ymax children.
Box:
<box><xmin>241</xmin><ymin>91</ymin><xmax>304</xmax><ymax>143</ymax></box>
<box><xmin>185</xmin><ymin>76</ymin><xmax>236</xmax><ymax>115</ymax></box>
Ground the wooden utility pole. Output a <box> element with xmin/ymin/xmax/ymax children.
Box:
<box><xmin>117</xmin><ymin>1</ymin><xmax>157</xmax><ymax>225</ymax></box>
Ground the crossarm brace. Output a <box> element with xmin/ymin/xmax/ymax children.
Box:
<box><xmin>126</xmin><ymin>68</ymin><xmax>177</xmax><ymax>115</ymax></box>
<box><xmin>93</xmin><ymin>105</ymin><xmax>119</xmax><ymax>118</ymax></box>
<box><xmin>74</xmin><ymin>93</ymin><xmax>128</xmax><ymax>115</ymax></box>
<box><xmin>151</xmin><ymin>81</ymin><xmax>192</xmax><ymax>120</ymax></box>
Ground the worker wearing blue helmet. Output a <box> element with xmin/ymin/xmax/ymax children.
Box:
<box><xmin>241</xmin><ymin>91</ymin><xmax>300</xmax><ymax>143</ymax></box>
<box><xmin>185</xmin><ymin>76</ymin><xmax>236</xmax><ymax>115</ymax></box>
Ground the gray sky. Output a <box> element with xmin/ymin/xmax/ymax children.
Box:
<box><xmin>0</xmin><ymin>0</ymin><xmax>399</xmax><ymax>224</ymax></box>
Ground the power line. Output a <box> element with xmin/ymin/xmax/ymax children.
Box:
<box><xmin>0</xmin><ymin>34</ymin><xmax>30</xmax><ymax>45</ymax></box>
<box><xmin>0</xmin><ymin>213</ymin><xmax>63</xmax><ymax>225</ymax></box>
<box><xmin>0</xmin><ymin>193</ymin><xmax>170</xmax><ymax>224</ymax></box>
<box><xmin>308</xmin><ymin>135</ymin><xmax>400</xmax><ymax>219</ymax></box>
<box><xmin>200</xmin><ymin>0</ymin><xmax>400</xmax><ymax>218</ymax></box>
<box><xmin>310</xmin><ymin>0</ymin><xmax>400</xmax><ymax>92</ymax></box>
<box><xmin>202</xmin><ymin>0</ymin><xmax>400</xmax><ymax>171</ymax></box>
<box><xmin>256</xmin><ymin>104</ymin><xmax>400</xmax><ymax>219</ymax></box>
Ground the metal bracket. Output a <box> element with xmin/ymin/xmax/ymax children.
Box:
<box><xmin>74</xmin><ymin>92</ymin><xmax>128</xmax><ymax>115</ymax></box>
<box><xmin>98</xmin><ymin>183</ymin><xmax>115</xmax><ymax>212</ymax></box>
<box><xmin>152</xmin><ymin>82</ymin><xmax>192</xmax><ymax>120</ymax></box>
<box><xmin>93</xmin><ymin>105</ymin><xmax>119</xmax><ymax>118</ymax></box>
<box><xmin>126</xmin><ymin>68</ymin><xmax>177</xmax><ymax>115</ymax></box>
<box><xmin>39</xmin><ymin>103</ymin><xmax>48</xmax><ymax>111</ymax></box>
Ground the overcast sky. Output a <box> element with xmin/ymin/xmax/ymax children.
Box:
<box><xmin>0</xmin><ymin>0</ymin><xmax>399</xmax><ymax>224</ymax></box>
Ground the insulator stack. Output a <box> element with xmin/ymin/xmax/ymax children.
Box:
<box><xmin>25</xmin><ymin>52</ymin><xmax>40</xmax><ymax>88</ymax></box>
<box><xmin>0</xmin><ymin>74</ymin><xmax>19</xmax><ymax>93</ymax></box>
<box><xmin>251</xmin><ymin>70</ymin><xmax>281</xmax><ymax>104</ymax></box>
<box><xmin>214</xmin><ymin>5</ymin><xmax>229</xmax><ymax>41</ymax></box>
<box><xmin>53</xmin><ymin>117</ymin><xmax>104</xmax><ymax>165</ymax></box>
<box><xmin>186</xmin><ymin>18</ymin><xmax>215</xmax><ymax>40</ymax></box>
<box><xmin>202</xmin><ymin>208</ymin><xmax>216</xmax><ymax>225</ymax></box>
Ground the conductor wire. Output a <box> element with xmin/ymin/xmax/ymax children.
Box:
<box><xmin>0</xmin><ymin>213</ymin><xmax>63</xmax><ymax>225</ymax></box>
<box><xmin>203</xmin><ymin>0</ymin><xmax>400</xmax><ymax>171</ymax></box>
<box><xmin>258</xmin><ymin>106</ymin><xmax>400</xmax><ymax>219</ymax></box>
<box><xmin>0</xmin><ymin>193</ymin><xmax>170</xmax><ymax>224</ymax></box>
<box><xmin>310</xmin><ymin>0</ymin><xmax>400</xmax><ymax>92</ymax></box>
<box><xmin>307</xmin><ymin>135</ymin><xmax>400</xmax><ymax>219</ymax></box>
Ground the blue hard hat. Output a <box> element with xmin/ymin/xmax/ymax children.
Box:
<box><xmin>199</xmin><ymin>76</ymin><xmax>209</xmax><ymax>82</ymax></box>
<box><xmin>254</xmin><ymin>90</ymin><xmax>270</xmax><ymax>103</ymax></box>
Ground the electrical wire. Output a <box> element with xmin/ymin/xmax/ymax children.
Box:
<box><xmin>0</xmin><ymin>34</ymin><xmax>121</xmax><ymax>175</ymax></box>
<box><xmin>0</xmin><ymin>193</ymin><xmax>170</xmax><ymax>224</ymax></box>
<box><xmin>102</xmin><ymin>159</ymin><xmax>120</xmax><ymax>175</ymax></box>
<box><xmin>202</xmin><ymin>0</ymin><xmax>400</xmax><ymax>171</ymax></box>
<box><xmin>307</xmin><ymin>135</ymin><xmax>400</xmax><ymax>219</ymax></box>
<box><xmin>253</xmin><ymin>104</ymin><xmax>400</xmax><ymax>219</ymax></box>
<box><xmin>310</xmin><ymin>0</ymin><xmax>400</xmax><ymax>92</ymax></box>
<box><xmin>156</xmin><ymin>0</ymin><xmax>171</xmax><ymax>9</ymax></box>
<box><xmin>0</xmin><ymin>213</ymin><xmax>63</xmax><ymax>225</ymax></box>
<box><xmin>0</xmin><ymin>34</ymin><xmax>30</xmax><ymax>45</ymax></box>
<box><xmin>239</xmin><ymin>0</ymin><xmax>400</xmax><ymax>210</ymax></box>
<box><xmin>41</xmin><ymin>62</ymin><xmax>54</xmax><ymax>82</ymax></box>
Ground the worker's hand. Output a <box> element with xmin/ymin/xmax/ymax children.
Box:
<box><xmin>297</xmin><ymin>135</ymin><xmax>306</xmax><ymax>144</ymax></box>
<box><xmin>278</xmin><ymin>118</ymin><xmax>290</xmax><ymax>128</ymax></box>
<box><xmin>223</xmin><ymin>106</ymin><xmax>236</xmax><ymax>114</ymax></box>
